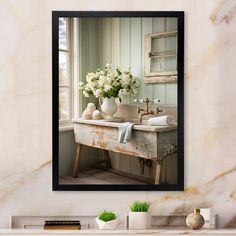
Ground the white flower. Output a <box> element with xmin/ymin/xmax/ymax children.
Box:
<box><xmin>118</xmin><ymin>88</ymin><xmax>128</xmax><ymax>97</ymax></box>
<box><xmin>98</xmin><ymin>76</ymin><xmax>106</xmax><ymax>86</ymax></box>
<box><xmin>94</xmin><ymin>88</ymin><xmax>102</xmax><ymax>98</ymax></box>
<box><xmin>87</xmin><ymin>81</ymin><xmax>97</xmax><ymax>89</ymax></box>
<box><xmin>78</xmin><ymin>81</ymin><xmax>84</xmax><ymax>87</ymax></box>
<box><xmin>86</xmin><ymin>73</ymin><xmax>96</xmax><ymax>83</ymax></box>
<box><xmin>121</xmin><ymin>74</ymin><xmax>131</xmax><ymax>86</ymax></box>
<box><xmin>106</xmin><ymin>74</ymin><xmax>114</xmax><ymax>83</ymax></box>
<box><xmin>83</xmin><ymin>90</ymin><xmax>89</xmax><ymax>97</ymax></box>
<box><xmin>104</xmin><ymin>84</ymin><xmax>112</xmax><ymax>92</ymax></box>
<box><xmin>132</xmin><ymin>89</ymin><xmax>137</xmax><ymax>95</ymax></box>
<box><xmin>82</xmin><ymin>65</ymin><xmax>140</xmax><ymax>99</ymax></box>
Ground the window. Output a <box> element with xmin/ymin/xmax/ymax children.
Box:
<box><xmin>59</xmin><ymin>18</ymin><xmax>74</xmax><ymax>126</ymax></box>
<box><xmin>144</xmin><ymin>31</ymin><xmax>178</xmax><ymax>83</ymax></box>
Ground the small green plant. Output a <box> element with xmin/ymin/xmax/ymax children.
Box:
<box><xmin>129</xmin><ymin>201</ymin><xmax>150</xmax><ymax>212</ymax></box>
<box><xmin>98</xmin><ymin>210</ymin><xmax>117</xmax><ymax>222</ymax></box>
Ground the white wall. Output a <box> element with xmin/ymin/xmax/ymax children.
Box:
<box><xmin>0</xmin><ymin>0</ymin><xmax>236</xmax><ymax>229</ymax></box>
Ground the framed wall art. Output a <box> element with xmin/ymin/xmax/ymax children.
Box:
<box><xmin>52</xmin><ymin>11</ymin><xmax>184</xmax><ymax>191</ymax></box>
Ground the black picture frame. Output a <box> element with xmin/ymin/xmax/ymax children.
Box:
<box><xmin>52</xmin><ymin>11</ymin><xmax>184</xmax><ymax>191</ymax></box>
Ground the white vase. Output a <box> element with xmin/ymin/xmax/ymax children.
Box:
<box><xmin>128</xmin><ymin>212</ymin><xmax>151</xmax><ymax>230</ymax></box>
<box><xmin>99</xmin><ymin>97</ymin><xmax>118</xmax><ymax>119</ymax></box>
<box><xmin>95</xmin><ymin>217</ymin><xmax>119</xmax><ymax>230</ymax></box>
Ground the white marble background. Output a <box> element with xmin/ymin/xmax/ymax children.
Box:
<box><xmin>0</xmin><ymin>0</ymin><xmax>236</xmax><ymax>229</ymax></box>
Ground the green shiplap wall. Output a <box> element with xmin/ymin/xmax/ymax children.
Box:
<box><xmin>80</xmin><ymin>17</ymin><xmax>177</xmax><ymax>106</ymax></box>
<box><xmin>80</xmin><ymin>18</ymin><xmax>100</xmax><ymax>111</ymax></box>
<box><xmin>59</xmin><ymin>130</ymin><xmax>76</xmax><ymax>176</ymax></box>
<box><xmin>59</xmin><ymin>130</ymin><xmax>101</xmax><ymax>176</ymax></box>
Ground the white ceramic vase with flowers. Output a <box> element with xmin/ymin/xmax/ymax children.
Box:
<box><xmin>79</xmin><ymin>64</ymin><xmax>139</xmax><ymax>119</ymax></box>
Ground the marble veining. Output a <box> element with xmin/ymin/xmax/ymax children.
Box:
<box><xmin>0</xmin><ymin>0</ymin><xmax>236</xmax><ymax>230</ymax></box>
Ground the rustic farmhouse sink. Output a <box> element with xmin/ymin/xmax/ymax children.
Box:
<box><xmin>73</xmin><ymin>118</ymin><xmax>177</xmax><ymax>184</ymax></box>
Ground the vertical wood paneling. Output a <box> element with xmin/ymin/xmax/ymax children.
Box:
<box><xmin>111</xmin><ymin>18</ymin><xmax>120</xmax><ymax>68</ymax></box>
<box><xmin>102</xmin><ymin>18</ymin><xmax>111</xmax><ymax>66</ymax></box>
<box><xmin>141</xmin><ymin>18</ymin><xmax>154</xmax><ymax>100</ymax></box>
<box><xmin>59</xmin><ymin>131</ymin><xmax>77</xmax><ymax>176</ymax></box>
<box><xmin>130</xmin><ymin>17</ymin><xmax>142</xmax><ymax>101</ymax></box>
<box><xmin>166</xmin><ymin>83</ymin><xmax>177</xmax><ymax>105</ymax></box>
<box><xmin>120</xmin><ymin>18</ymin><xmax>131</xmax><ymax>104</ymax></box>
<box><xmin>81</xmin><ymin>18</ymin><xmax>98</xmax><ymax>111</ymax></box>
<box><xmin>59</xmin><ymin>132</ymin><xmax>68</xmax><ymax>176</ymax></box>
<box><xmin>59</xmin><ymin>131</ymin><xmax>100</xmax><ymax>176</ymax></box>
<box><xmin>97</xmin><ymin>19</ymin><xmax>104</xmax><ymax>68</ymax></box>
<box><xmin>153</xmin><ymin>18</ymin><xmax>166</xmax><ymax>104</ymax></box>
<box><xmin>165</xmin><ymin>18</ymin><xmax>177</xmax><ymax>106</ymax></box>
<box><xmin>166</xmin><ymin>18</ymin><xmax>177</xmax><ymax>31</ymax></box>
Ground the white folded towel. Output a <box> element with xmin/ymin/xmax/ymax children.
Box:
<box><xmin>118</xmin><ymin>122</ymin><xmax>134</xmax><ymax>143</ymax></box>
<box><xmin>148</xmin><ymin>115</ymin><xmax>175</xmax><ymax>126</ymax></box>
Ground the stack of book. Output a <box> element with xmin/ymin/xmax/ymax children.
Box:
<box><xmin>44</xmin><ymin>221</ymin><xmax>81</xmax><ymax>230</ymax></box>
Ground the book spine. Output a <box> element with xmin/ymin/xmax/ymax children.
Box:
<box><xmin>44</xmin><ymin>225</ymin><xmax>81</xmax><ymax>230</ymax></box>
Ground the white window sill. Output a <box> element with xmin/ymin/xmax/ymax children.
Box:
<box><xmin>59</xmin><ymin>123</ymin><xmax>74</xmax><ymax>132</ymax></box>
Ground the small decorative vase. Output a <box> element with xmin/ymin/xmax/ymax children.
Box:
<box><xmin>128</xmin><ymin>212</ymin><xmax>151</xmax><ymax>230</ymax></box>
<box><xmin>99</xmin><ymin>97</ymin><xmax>118</xmax><ymax>119</ymax></box>
<box><xmin>95</xmin><ymin>217</ymin><xmax>119</xmax><ymax>230</ymax></box>
<box><xmin>186</xmin><ymin>209</ymin><xmax>205</xmax><ymax>230</ymax></box>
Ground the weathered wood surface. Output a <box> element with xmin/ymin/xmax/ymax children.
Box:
<box><xmin>73</xmin><ymin>121</ymin><xmax>177</xmax><ymax>184</ymax></box>
<box><xmin>74</xmin><ymin>118</ymin><xmax>177</xmax><ymax>132</ymax></box>
<box><xmin>73</xmin><ymin>144</ymin><xmax>82</xmax><ymax>178</ymax></box>
<box><xmin>74</xmin><ymin>123</ymin><xmax>158</xmax><ymax>159</ymax></box>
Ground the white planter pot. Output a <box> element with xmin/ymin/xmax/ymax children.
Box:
<box><xmin>128</xmin><ymin>212</ymin><xmax>151</xmax><ymax>230</ymax></box>
<box><xmin>99</xmin><ymin>97</ymin><xmax>118</xmax><ymax>119</ymax></box>
<box><xmin>95</xmin><ymin>217</ymin><xmax>119</xmax><ymax>230</ymax></box>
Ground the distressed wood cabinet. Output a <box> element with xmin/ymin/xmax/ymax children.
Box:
<box><xmin>73</xmin><ymin>119</ymin><xmax>177</xmax><ymax>184</ymax></box>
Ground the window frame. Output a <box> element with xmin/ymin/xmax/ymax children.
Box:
<box><xmin>144</xmin><ymin>31</ymin><xmax>178</xmax><ymax>84</ymax></box>
<box><xmin>59</xmin><ymin>18</ymin><xmax>79</xmax><ymax>130</ymax></box>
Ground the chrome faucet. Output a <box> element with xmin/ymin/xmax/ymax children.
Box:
<box><xmin>136</xmin><ymin>98</ymin><xmax>163</xmax><ymax>123</ymax></box>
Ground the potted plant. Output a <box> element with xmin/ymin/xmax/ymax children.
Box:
<box><xmin>79</xmin><ymin>64</ymin><xmax>139</xmax><ymax>118</ymax></box>
<box><xmin>95</xmin><ymin>210</ymin><xmax>119</xmax><ymax>230</ymax></box>
<box><xmin>128</xmin><ymin>201</ymin><xmax>151</xmax><ymax>230</ymax></box>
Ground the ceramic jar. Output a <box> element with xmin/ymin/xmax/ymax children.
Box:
<box><xmin>95</xmin><ymin>217</ymin><xmax>119</xmax><ymax>230</ymax></box>
<box><xmin>92</xmin><ymin>110</ymin><xmax>102</xmax><ymax>120</ymax></box>
<box><xmin>186</xmin><ymin>209</ymin><xmax>205</xmax><ymax>230</ymax></box>
<box><xmin>128</xmin><ymin>212</ymin><xmax>151</xmax><ymax>230</ymax></box>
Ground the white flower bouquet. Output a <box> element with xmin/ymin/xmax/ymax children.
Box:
<box><xmin>79</xmin><ymin>64</ymin><xmax>139</xmax><ymax>101</ymax></box>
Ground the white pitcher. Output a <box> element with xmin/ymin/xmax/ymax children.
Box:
<box><xmin>99</xmin><ymin>97</ymin><xmax>118</xmax><ymax>119</ymax></box>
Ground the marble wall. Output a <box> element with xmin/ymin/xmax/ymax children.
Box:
<box><xmin>0</xmin><ymin>0</ymin><xmax>236</xmax><ymax>229</ymax></box>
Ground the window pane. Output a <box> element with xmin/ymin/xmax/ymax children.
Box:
<box><xmin>59</xmin><ymin>88</ymin><xmax>69</xmax><ymax>121</ymax></box>
<box><xmin>151</xmin><ymin>56</ymin><xmax>176</xmax><ymax>72</ymax></box>
<box><xmin>150</xmin><ymin>35</ymin><xmax>177</xmax><ymax>72</ymax></box>
<box><xmin>59</xmin><ymin>18</ymin><xmax>67</xmax><ymax>50</ymax></box>
<box><xmin>59</xmin><ymin>51</ymin><xmax>69</xmax><ymax>86</ymax></box>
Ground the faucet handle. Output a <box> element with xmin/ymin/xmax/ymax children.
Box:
<box><xmin>156</xmin><ymin>107</ymin><xmax>163</xmax><ymax>114</ymax></box>
<box><xmin>137</xmin><ymin>106</ymin><xmax>141</xmax><ymax>113</ymax></box>
<box><xmin>137</xmin><ymin>106</ymin><xmax>144</xmax><ymax>113</ymax></box>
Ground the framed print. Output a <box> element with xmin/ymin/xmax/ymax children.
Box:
<box><xmin>52</xmin><ymin>11</ymin><xmax>184</xmax><ymax>191</ymax></box>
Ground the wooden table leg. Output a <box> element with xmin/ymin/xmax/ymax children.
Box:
<box><xmin>73</xmin><ymin>144</ymin><xmax>82</xmax><ymax>178</ymax></box>
<box><xmin>154</xmin><ymin>160</ymin><xmax>162</xmax><ymax>184</ymax></box>
<box><xmin>103</xmin><ymin>150</ymin><xmax>112</xmax><ymax>169</ymax></box>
